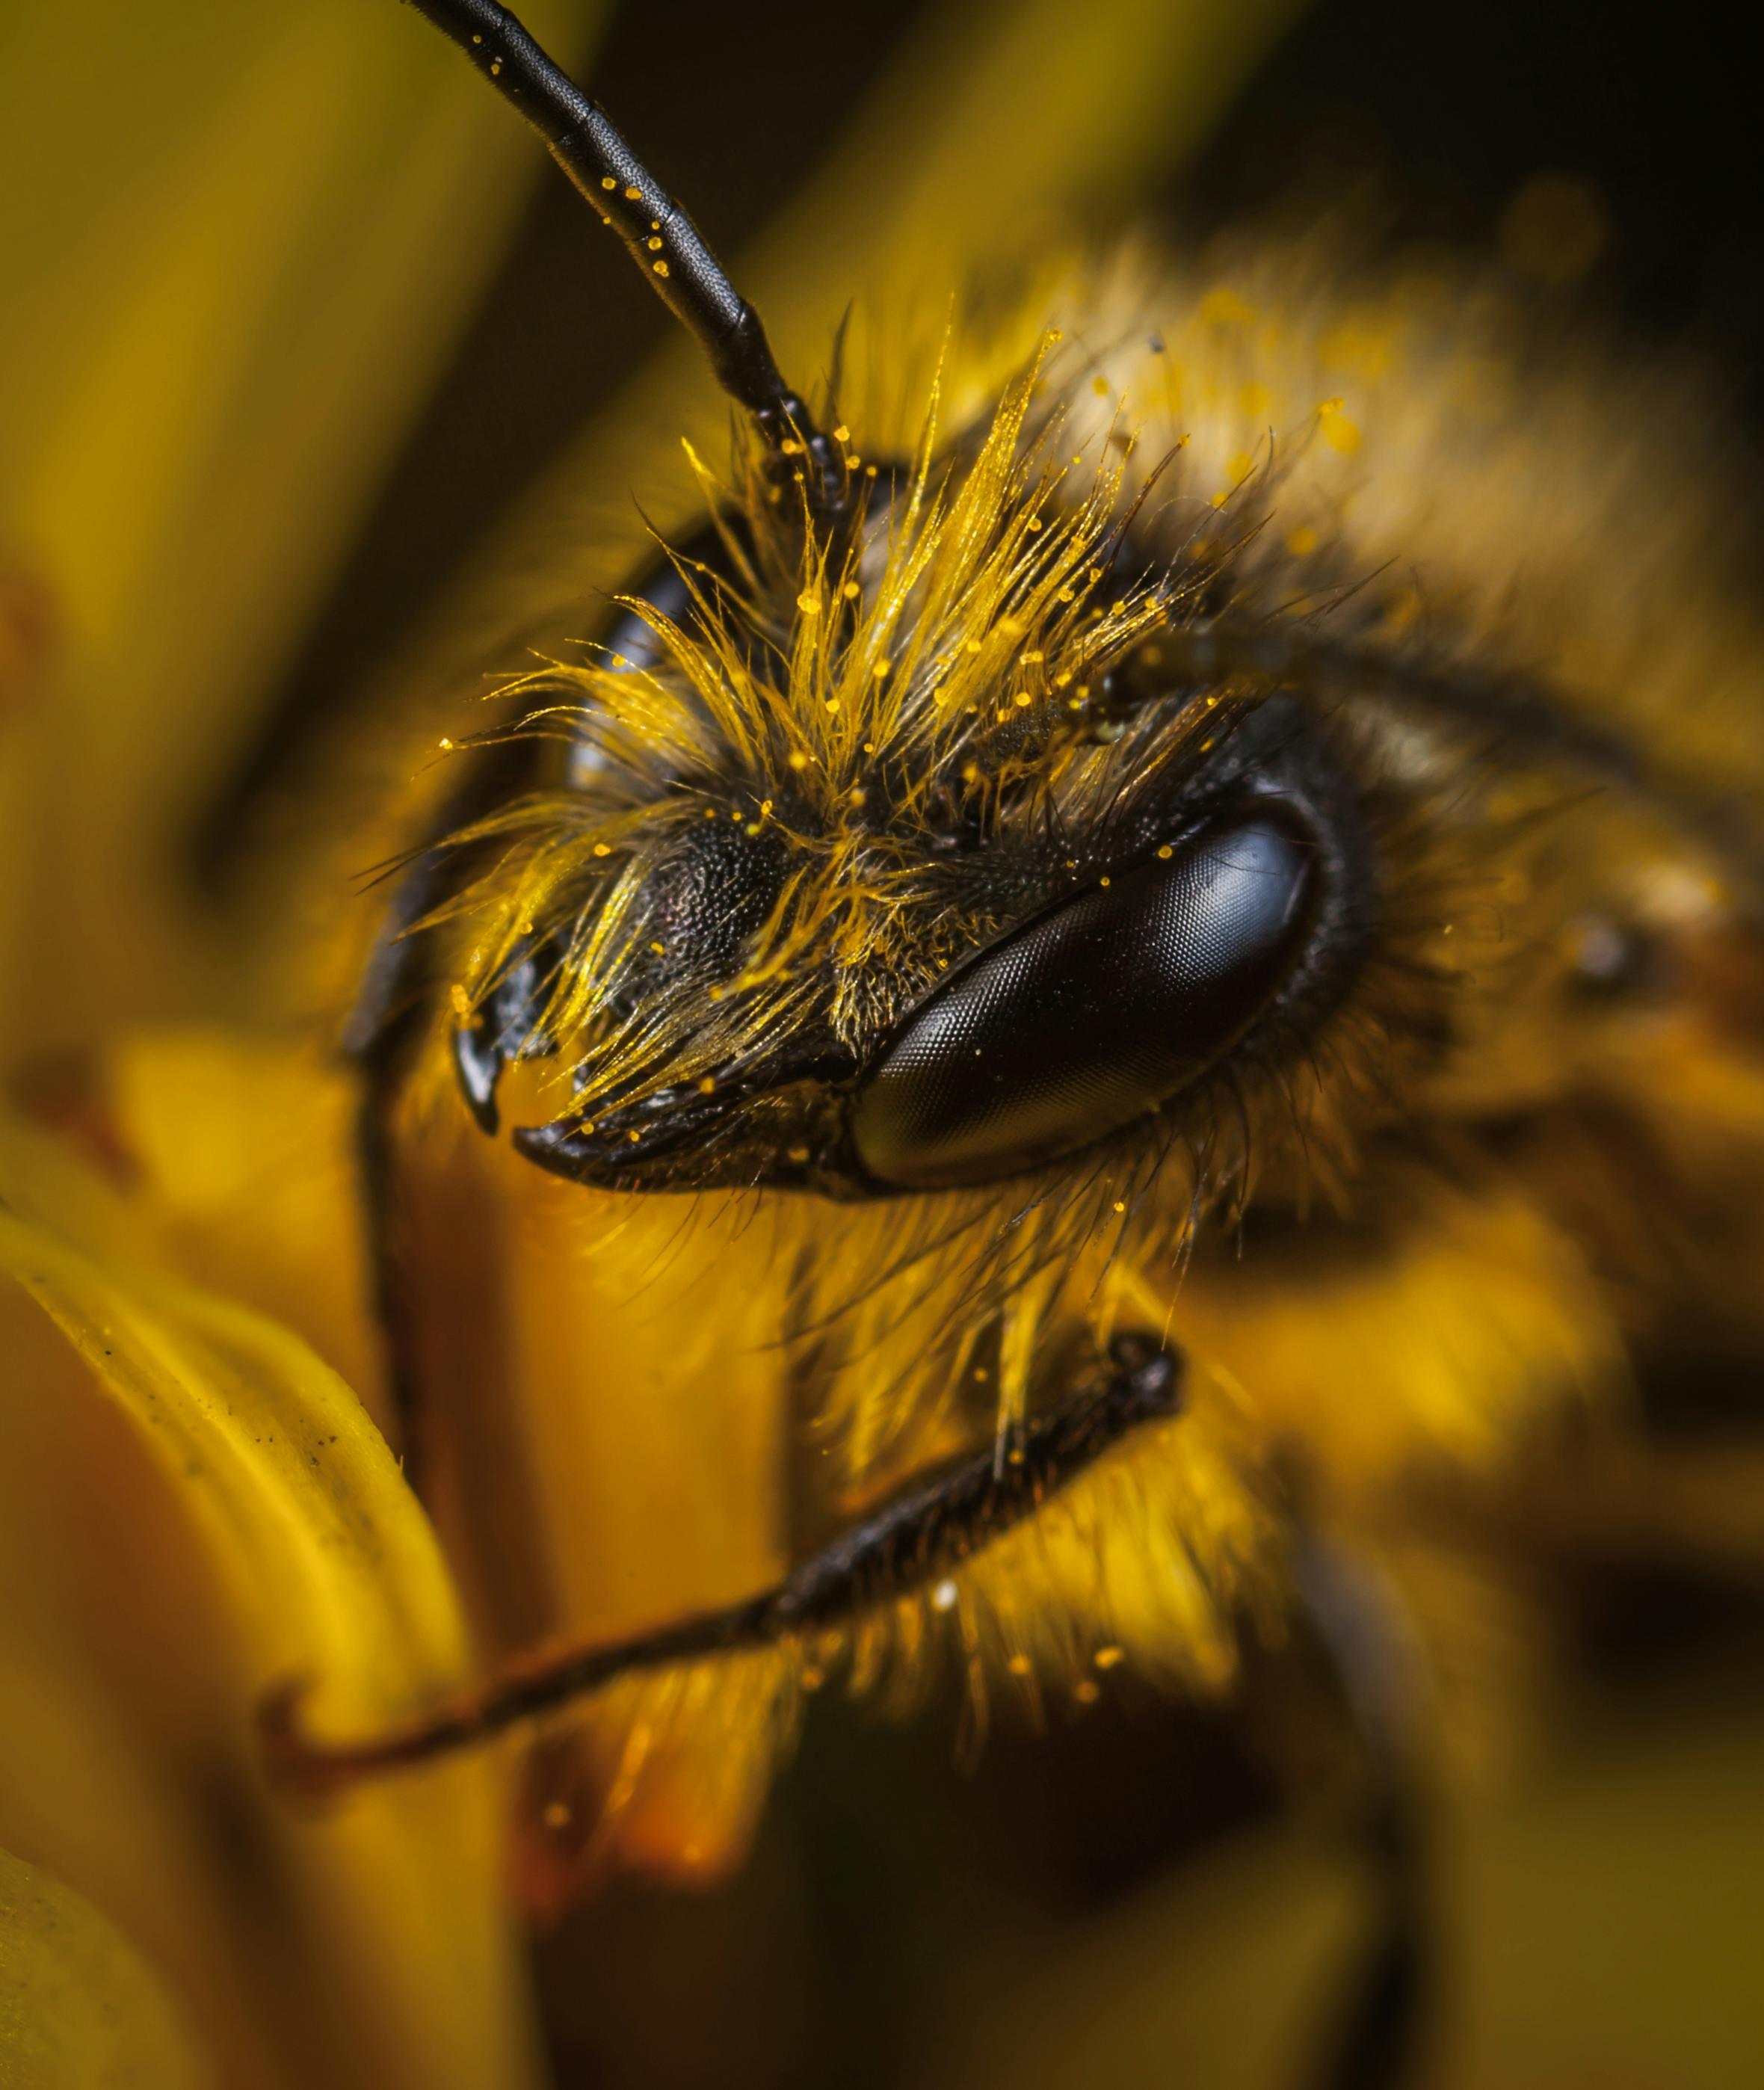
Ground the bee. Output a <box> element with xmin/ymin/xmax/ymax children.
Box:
<box><xmin>253</xmin><ymin>0</ymin><xmax>1764</xmax><ymax>2072</ymax></box>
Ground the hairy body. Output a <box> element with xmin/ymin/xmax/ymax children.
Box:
<box><xmin>292</xmin><ymin>244</ymin><xmax>1764</xmax><ymax>1896</ymax></box>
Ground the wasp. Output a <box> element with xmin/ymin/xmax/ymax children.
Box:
<box><xmin>249</xmin><ymin>0</ymin><xmax>1764</xmax><ymax>2076</ymax></box>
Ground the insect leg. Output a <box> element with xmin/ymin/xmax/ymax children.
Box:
<box><xmin>259</xmin><ymin>1329</ymin><xmax>1184</xmax><ymax>1797</ymax></box>
<box><xmin>1293</xmin><ymin>1536</ymin><xmax>1434</xmax><ymax>2090</ymax></box>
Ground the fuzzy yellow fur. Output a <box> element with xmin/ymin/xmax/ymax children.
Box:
<box><xmin>363</xmin><ymin>244</ymin><xmax>1764</xmax><ymax>1892</ymax></box>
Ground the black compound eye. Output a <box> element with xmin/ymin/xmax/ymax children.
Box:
<box><xmin>849</xmin><ymin>810</ymin><xmax>1321</xmax><ymax>1190</ymax></box>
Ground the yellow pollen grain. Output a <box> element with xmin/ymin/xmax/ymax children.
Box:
<box><xmin>1157</xmin><ymin>844</ymin><xmax>1173</xmax><ymax>860</ymax></box>
<box><xmin>1014</xmin><ymin>691</ymin><xmax>1032</xmax><ymax>707</ymax></box>
<box><xmin>787</xmin><ymin>1144</ymin><xmax>811</xmax><ymax>1164</ymax></box>
<box><xmin>601</xmin><ymin>176</ymin><xmax>616</xmax><ymax>191</ymax></box>
<box><xmin>1095</xmin><ymin>1645</ymin><xmax>1125</xmax><ymax>1670</ymax></box>
<box><xmin>438</xmin><ymin>736</ymin><xmax>453</xmax><ymax>750</ymax></box>
<box><xmin>448</xmin><ymin>984</ymin><xmax>471</xmax><ymax>1019</ymax></box>
<box><xmin>653</xmin><ymin>260</ymin><xmax>670</xmax><ymax>277</ymax></box>
<box><xmin>697</xmin><ymin>1077</ymin><xmax>715</xmax><ymax>1094</ymax></box>
<box><xmin>1286</xmin><ymin>524</ymin><xmax>1319</xmax><ymax>556</ymax></box>
<box><xmin>1026</xmin><ymin>516</ymin><xmax>1044</xmax><ymax>531</ymax></box>
<box><xmin>593</xmin><ymin>842</ymin><xmax>611</xmax><ymax>856</ymax></box>
<box><xmin>1100</xmin><ymin>875</ymin><xmax>1111</xmax><ymax>887</ymax></box>
<box><xmin>627</xmin><ymin>1129</ymin><xmax>642</xmax><ymax>1144</ymax></box>
<box><xmin>647</xmin><ymin>236</ymin><xmax>663</xmax><ymax>252</ymax></box>
<box><xmin>1321</xmin><ymin>409</ymin><xmax>1363</xmax><ymax>454</ymax></box>
<box><xmin>1023</xmin><ymin>650</ymin><xmax>1044</xmax><ymax>664</ymax></box>
<box><xmin>1007</xmin><ymin>1653</ymin><xmax>1033</xmax><ymax>1677</ymax></box>
<box><xmin>874</xmin><ymin>659</ymin><xmax>892</xmax><ymax>679</ymax></box>
<box><xmin>1206</xmin><ymin>694</ymin><xmax>1218</xmax><ymax>706</ymax></box>
<box><xmin>1210</xmin><ymin>490</ymin><xmax>1230</xmax><ymax>508</ymax></box>
<box><xmin>490</xmin><ymin>57</ymin><xmax>502</xmax><ymax>75</ymax></box>
<box><xmin>1113</xmin><ymin>1200</ymin><xmax>1126</xmax><ymax>1213</ymax></box>
<box><xmin>649</xmin><ymin>941</ymin><xmax>665</xmax><ymax>956</ymax></box>
<box><xmin>965</xmin><ymin>638</ymin><xmax>984</xmax><ymax>656</ymax></box>
<box><xmin>788</xmin><ymin>750</ymin><xmax>810</xmax><ymax>769</ymax></box>
<box><xmin>842</xmin><ymin>579</ymin><xmax>860</xmax><ymax>599</ymax></box>
<box><xmin>780</xmin><ymin>438</ymin><xmax>803</xmax><ymax>456</ymax></box>
<box><xmin>833</xmin><ymin>424</ymin><xmax>851</xmax><ymax>442</ymax></box>
<box><xmin>823</xmin><ymin>697</ymin><xmax>840</xmax><ymax>715</ymax></box>
<box><xmin>624</xmin><ymin>185</ymin><xmax>641</xmax><ymax>200</ymax></box>
<box><xmin>1091</xmin><ymin>375</ymin><xmax>1111</xmax><ymax>397</ymax></box>
<box><xmin>798</xmin><ymin>591</ymin><xmax>820</xmax><ymax>614</ymax></box>
<box><xmin>1073</xmin><ymin>1680</ymin><xmax>1101</xmax><ymax>1707</ymax></box>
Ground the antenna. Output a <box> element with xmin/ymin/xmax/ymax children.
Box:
<box><xmin>401</xmin><ymin>0</ymin><xmax>842</xmax><ymax>499</ymax></box>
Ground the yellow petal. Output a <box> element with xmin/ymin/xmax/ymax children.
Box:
<box><xmin>0</xmin><ymin>1117</ymin><xmax>543</xmax><ymax>2090</ymax></box>
<box><xmin>107</xmin><ymin>1025</ymin><xmax>389</xmax><ymax>1433</ymax></box>
<box><xmin>0</xmin><ymin>1845</ymin><xmax>211</xmax><ymax>2090</ymax></box>
<box><xmin>0</xmin><ymin>0</ymin><xmax>603</xmax><ymax>1058</ymax></box>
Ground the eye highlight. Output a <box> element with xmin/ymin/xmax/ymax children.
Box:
<box><xmin>849</xmin><ymin>807</ymin><xmax>1322</xmax><ymax>1190</ymax></box>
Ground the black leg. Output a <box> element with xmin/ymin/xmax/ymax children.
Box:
<box><xmin>260</xmin><ymin>1331</ymin><xmax>1183</xmax><ymax>1798</ymax></box>
<box><xmin>1294</xmin><ymin>1538</ymin><xmax>1434</xmax><ymax>2090</ymax></box>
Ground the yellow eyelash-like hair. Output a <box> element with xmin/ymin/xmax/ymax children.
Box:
<box><xmin>426</xmin><ymin>339</ymin><xmax>1175</xmax><ymax>1080</ymax></box>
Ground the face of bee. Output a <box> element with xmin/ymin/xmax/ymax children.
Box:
<box><xmin>370</xmin><ymin>241</ymin><xmax>1764</xmax><ymax>1890</ymax></box>
<box><xmin>445</xmin><ymin>419</ymin><xmax>1357</xmax><ymax>1213</ymax></box>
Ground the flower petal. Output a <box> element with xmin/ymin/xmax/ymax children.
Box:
<box><xmin>0</xmin><ymin>1844</ymin><xmax>211</xmax><ymax>2090</ymax></box>
<box><xmin>0</xmin><ymin>0</ymin><xmax>604</xmax><ymax>1053</ymax></box>
<box><xmin>0</xmin><ymin>1118</ymin><xmax>543</xmax><ymax>2090</ymax></box>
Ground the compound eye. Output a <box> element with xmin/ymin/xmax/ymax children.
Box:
<box><xmin>850</xmin><ymin>810</ymin><xmax>1320</xmax><ymax>1189</ymax></box>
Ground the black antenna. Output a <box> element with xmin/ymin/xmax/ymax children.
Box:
<box><xmin>402</xmin><ymin>0</ymin><xmax>842</xmax><ymax>498</ymax></box>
